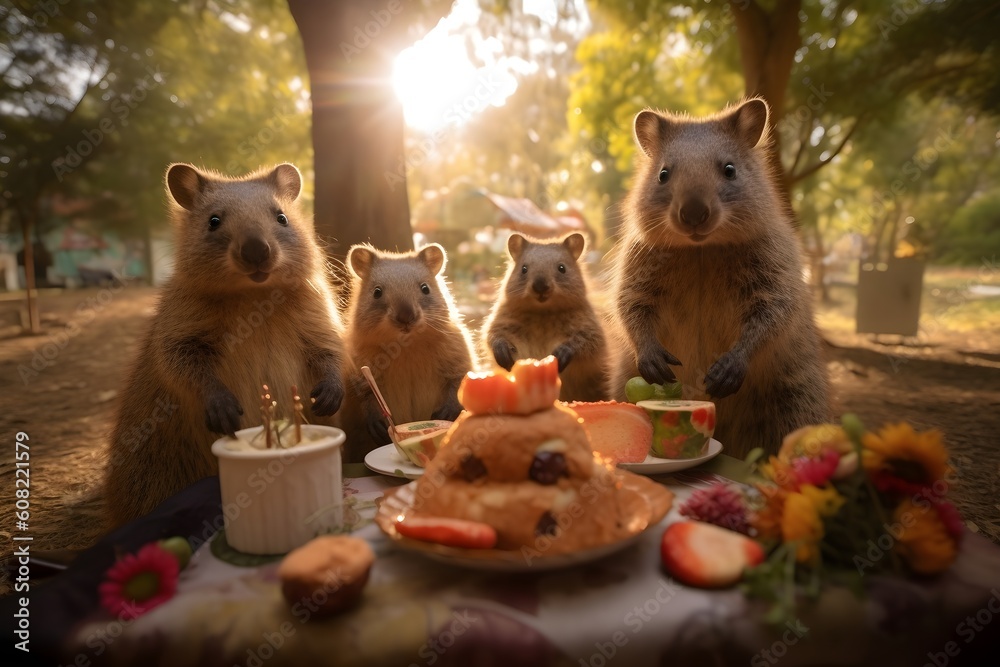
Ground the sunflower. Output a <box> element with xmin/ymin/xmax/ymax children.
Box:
<box><xmin>781</xmin><ymin>490</ymin><xmax>824</xmax><ymax>563</ymax></box>
<box><xmin>863</xmin><ymin>423</ymin><xmax>951</xmax><ymax>495</ymax></box>
<box><xmin>891</xmin><ymin>498</ymin><xmax>959</xmax><ymax>575</ymax></box>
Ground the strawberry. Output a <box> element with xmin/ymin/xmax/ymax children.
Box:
<box><xmin>458</xmin><ymin>356</ymin><xmax>561</xmax><ymax>415</ymax></box>
<box><xmin>660</xmin><ymin>521</ymin><xmax>764</xmax><ymax>588</ymax></box>
<box><xmin>395</xmin><ymin>516</ymin><xmax>498</xmax><ymax>549</ymax></box>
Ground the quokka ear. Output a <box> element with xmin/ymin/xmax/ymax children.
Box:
<box><xmin>269</xmin><ymin>163</ymin><xmax>302</xmax><ymax>201</ymax></box>
<box><xmin>347</xmin><ymin>245</ymin><xmax>377</xmax><ymax>280</ymax></box>
<box><xmin>418</xmin><ymin>243</ymin><xmax>446</xmax><ymax>276</ymax></box>
<box><xmin>166</xmin><ymin>163</ymin><xmax>209</xmax><ymax>211</ymax></box>
<box><xmin>726</xmin><ymin>98</ymin><xmax>770</xmax><ymax>149</ymax></box>
<box><xmin>562</xmin><ymin>233</ymin><xmax>586</xmax><ymax>261</ymax></box>
<box><xmin>633</xmin><ymin>110</ymin><xmax>672</xmax><ymax>158</ymax></box>
<box><xmin>507</xmin><ymin>233</ymin><xmax>526</xmax><ymax>261</ymax></box>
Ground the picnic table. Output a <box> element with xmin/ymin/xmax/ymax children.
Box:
<box><xmin>5</xmin><ymin>457</ymin><xmax>1000</xmax><ymax>666</ymax></box>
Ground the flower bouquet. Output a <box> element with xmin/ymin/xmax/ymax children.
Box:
<box><xmin>679</xmin><ymin>414</ymin><xmax>963</xmax><ymax>622</ymax></box>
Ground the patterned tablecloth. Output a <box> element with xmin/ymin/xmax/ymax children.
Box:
<box><xmin>6</xmin><ymin>458</ymin><xmax>1000</xmax><ymax>667</ymax></box>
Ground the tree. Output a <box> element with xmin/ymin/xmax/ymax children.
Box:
<box><xmin>573</xmin><ymin>0</ymin><xmax>998</xmax><ymax>219</ymax></box>
<box><xmin>287</xmin><ymin>0</ymin><xmax>453</xmax><ymax>273</ymax></box>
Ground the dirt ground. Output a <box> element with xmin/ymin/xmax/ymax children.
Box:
<box><xmin>1</xmin><ymin>285</ymin><xmax>998</xmax><ymax>586</ymax></box>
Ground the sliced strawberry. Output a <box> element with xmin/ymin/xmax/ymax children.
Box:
<box><xmin>458</xmin><ymin>356</ymin><xmax>560</xmax><ymax>415</ymax></box>
<box><xmin>660</xmin><ymin>521</ymin><xmax>764</xmax><ymax>588</ymax></box>
<box><xmin>564</xmin><ymin>400</ymin><xmax>652</xmax><ymax>464</ymax></box>
<box><xmin>395</xmin><ymin>516</ymin><xmax>498</xmax><ymax>549</ymax></box>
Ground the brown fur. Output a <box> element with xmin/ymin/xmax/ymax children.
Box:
<box><xmin>340</xmin><ymin>244</ymin><xmax>477</xmax><ymax>462</ymax></box>
<box><xmin>104</xmin><ymin>163</ymin><xmax>346</xmax><ymax>527</ymax></box>
<box><xmin>482</xmin><ymin>232</ymin><xmax>609</xmax><ymax>401</ymax></box>
<box><xmin>608</xmin><ymin>98</ymin><xmax>831</xmax><ymax>458</ymax></box>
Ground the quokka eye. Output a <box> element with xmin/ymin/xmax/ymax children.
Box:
<box><xmin>420</xmin><ymin>282</ymin><xmax>431</xmax><ymax>295</ymax></box>
<box><xmin>658</xmin><ymin>168</ymin><xmax>670</xmax><ymax>184</ymax></box>
<box><xmin>723</xmin><ymin>163</ymin><xmax>736</xmax><ymax>180</ymax></box>
<box><xmin>373</xmin><ymin>286</ymin><xmax>383</xmax><ymax>299</ymax></box>
<box><xmin>209</xmin><ymin>215</ymin><xmax>221</xmax><ymax>230</ymax></box>
<box><xmin>521</xmin><ymin>265</ymin><xmax>528</xmax><ymax>275</ymax></box>
<box><xmin>276</xmin><ymin>212</ymin><xmax>288</xmax><ymax>225</ymax></box>
<box><xmin>558</xmin><ymin>264</ymin><xmax>566</xmax><ymax>274</ymax></box>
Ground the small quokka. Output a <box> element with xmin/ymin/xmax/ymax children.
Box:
<box><xmin>340</xmin><ymin>244</ymin><xmax>477</xmax><ymax>461</ymax></box>
<box><xmin>105</xmin><ymin>163</ymin><xmax>346</xmax><ymax>526</ymax></box>
<box><xmin>609</xmin><ymin>98</ymin><xmax>831</xmax><ymax>457</ymax></box>
<box><xmin>483</xmin><ymin>232</ymin><xmax>609</xmax><ymax>401</ymax></box>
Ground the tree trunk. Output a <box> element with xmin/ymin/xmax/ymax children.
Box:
<box><xmin>287</xmin><ymin>0</ymin><xmax>417</xmax><ymax>277</ymax></box>
<box><xmin>730</xmin><ymin>0</ymin><xmax>802</xmax><ymax>214</ymax></box>
<box><xmin>19</xmin><ymin>202</ymin><xmax>41</xmax><ymax>334</ymax></box>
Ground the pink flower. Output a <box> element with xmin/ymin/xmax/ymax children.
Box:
<box><xmin>99</xmin><ymin>543</ymin><xmax>179</xmax><ymax>618</ymax></box>
<box><xmin>791</xmin><ymin>448</ymin><xmax>840</xmax><ymax>487</ymax></box>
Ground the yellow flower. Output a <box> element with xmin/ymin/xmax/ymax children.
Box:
<box><xmin>892</xmin><ymin>499</ymin><xmax>958</xmax><ymax>575</ymax></box>
<box><xmin>781</xmin><ymin>491</ymin><xmax>824</xmax><ymax>563</ymax></box>
<box><xmin>779</xmin><ymin>424</ymin><xmax>853</xmax><ymax>462</ymax></box>
<box><xmin>863</xmin><ymin>423</ymin><xmax>951</xmax><ymax>487</ymax></box>
<box><xmin>800</xmin><ymin>484</ymin><xmax>845</xmax><ymax>518</ymax></box>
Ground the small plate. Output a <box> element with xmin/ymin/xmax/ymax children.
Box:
<box><xmin>617</xmin><ymin>438</ymin><xmax>723</xmax><ymax>475</ymax></box>
<box><xmin>365</xmin><ymin>444</ymin><xmax>425</xmax><ymax>479</ymax></box>
<box><xmin>375</xmin><ymin>471</ymin><xmax>673</xmax><ymax>572</ymax></box>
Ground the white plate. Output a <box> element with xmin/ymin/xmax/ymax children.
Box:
<box><xmin>364</xmin><ymin>443</ymin><xmax>425</xmax><ymax>479</ymax></box>
<box><xmin>617</xmin><ymin>438</ymin><xmax>723</xmax><ymax>475</ymax></box>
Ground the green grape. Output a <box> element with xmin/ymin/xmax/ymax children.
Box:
<box><xmin>654</xmin><ymin>381</ymin><xmax>683</xmax><ymax>400</ymax></box>
<box><xmin>625</xmin><ymin>376</ymin><xmax>655</xmax><ymax>403</ymax></box>
<box><xmin>159</xmin><ymin>536</ymin><xmax>193</xmax><ymax>569</ymax></box>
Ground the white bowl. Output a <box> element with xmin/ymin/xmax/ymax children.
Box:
<box><xmin>211</xmin><ymin>425</ymin><xmax>345</xmax><ymax>555</ymax></box>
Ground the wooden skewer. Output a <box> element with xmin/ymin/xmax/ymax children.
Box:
<box><xmin>292</xmin><ymin>384</ymin><xmax>303</xmax><ymax>444</ymax></box>
<box><xmin>261</xmin><ymin>384</ymin><xmax>274</xmax><ymax>448</ymax></box>
<box><xmin>360</xmin><ymin>366</ymin><xmax>400</xmax><ymax>445</ymax></box>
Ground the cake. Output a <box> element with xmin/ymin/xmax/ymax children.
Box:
<box><xmin>407</xmin><ymin>357</ymin><xmax>635</xmax><ymax>554</ymax></box>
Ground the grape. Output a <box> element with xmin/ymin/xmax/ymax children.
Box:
<box><xmin>625</xmin><ymin>376</ymin><xmax>655</xmax><ymax>403</ymax></box>
<box><xmin>159</xmin><ymin>536</ymin><xmax>192</xmax><ymax>569</ymax></box>
<box><xmin>653</xmin><ymin>381</ymin><xmax>683</xmax><ymax>400</ymax></box>
<box><xmin>529</xmin><ymin>452</ymin><xmax>568</xmax><ymax>485</ymax></box>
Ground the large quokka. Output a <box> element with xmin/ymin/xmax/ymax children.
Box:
<box><xmin>483</xmin><ymin>232</ymin><xmax>609</xmax><ymax>401</ymax></box>
<box><xmin>609</xmin><ymin>98</ymin><xmax>831</xmax><ymax>457</ymax></box>
<box><xmin>340</xmin><ymin>244</ymin><xmax>476</xmax><ymax>461</ymax></box>
<box><xmin>105</xmin><ymin>163</ymin><xmax>346</xmax><ymax>526</ymax></box>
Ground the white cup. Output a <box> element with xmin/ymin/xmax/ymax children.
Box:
<box><xmin>211</xmin><ymin>425</ymin><xmax>345</xmax><ymax>555</ymax></box>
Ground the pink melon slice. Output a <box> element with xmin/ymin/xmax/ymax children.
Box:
<box><xmin>563</xmin><ymin>401</ymin><xmax>652</xmax><ymax>464</ymax></box>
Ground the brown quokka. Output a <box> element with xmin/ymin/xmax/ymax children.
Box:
<box><xmin>483</xmin><ymin>232</ymin><xmax>610</xmax><ymax>401</ymax></box>
<box><xmin>609</xmin><ymin>98</ymin><xmax>831</xmax><ymax>457</ymax></box>
<box><xmin>340</xmin><ymin>244</ymin><xmax>476</xmax><ymax>461</ymax></box>
<box><xmin>105</xmin><ymin>163</ymin><xmax>346</xmax><ymax>527</ymax></box>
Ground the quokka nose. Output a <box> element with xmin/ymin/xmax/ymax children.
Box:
<box><xmin>240</xmin><ymin>237</ymin><xmax>271</xmax><ymax>266</ymax></box>
<box><xmin>394</xmin><ymin>304</ymin><xmax>418</xmax><ymax>326</ymax></box>
<box><xmin>679</xmin><ymin>201</ymin><xmax>710</xmax><ymax>228</ymax></box>
<box><xmin>532</xmin><ymin>277</ymin><xmax>552</xmax><ymax>295</ymax></box>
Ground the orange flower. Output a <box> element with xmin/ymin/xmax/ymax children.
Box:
<box><xmin>751</xmin><ymin>485</ymin><xmax>787</xmax><ymax>542</ymax></box>
<box><xmin>892</xmin><ymin>499</ymin><xmax>958</xmax><ymax>575</ymax></box>
<box><xmin>759</xmin><ymin>456</ymin><xmax>800</xmax><ymax>491</ymax></box>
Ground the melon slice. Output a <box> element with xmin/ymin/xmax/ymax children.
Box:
<box><xmin>564</xmin><ymin>401</ymin><xmax>652</xmax><ymax>464</ymax></box>
<box><xmin>391</xmin><ymin>420</ymin><xmax>452</xmax><ymax>467</ymax></box>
